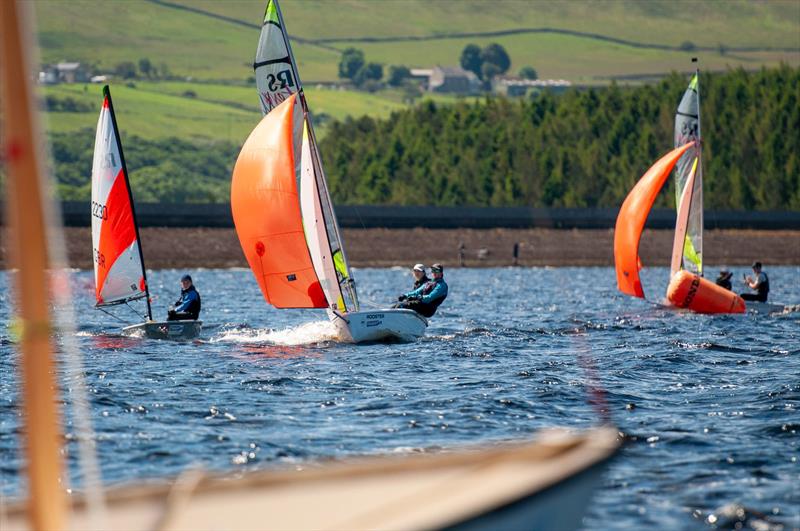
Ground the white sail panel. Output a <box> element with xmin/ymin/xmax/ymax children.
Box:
<box><xmin>254</xmin><ymin>0</ymin><xmax>299</xmax><ymax>114</ymax></box>
<box><xmin>673</xmin><ymin>72</ymin><xmax>703</xmax><ymax>275</ymax></box>
<box><xmin>299</xmin><ymin>121</ymin><xmax>345</xmax><ymax>310</ymax></box>
<box><xmin>91</xmin><ymin>92</ymin><xmax>146</xmax><ymax>306</ymax></box>
<box><xmin>670</xmin><ymin>156</ymin><xmax>699</xmax><ymax>277</ymax></box>
<box><xmin>308</xmin><ymin>138</ymin><xmax>359</xmax><ymax>311</ymax></box>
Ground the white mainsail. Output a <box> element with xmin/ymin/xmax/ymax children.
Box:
<box><xmin>91</xmin><ymin>86</ymin><xmax>151</xmax><ymax>316</ymax></box>
<box><xmin>254</xmin><ymin>0</ymin><xmax>358</xmax><ymax>312</ymax></box>
<box><xmin>671</xmin><ymin>69</ymin><xmax>703</xmax><ymax>277</ymax></box>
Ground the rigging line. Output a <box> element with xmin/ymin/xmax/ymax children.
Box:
<box><xmin>358</xmin><ymin>297</ymin><xmax>384</xmax><ymax>309</ymax></box>
<box><xmin>96</xmin><ymin>305</ymin><xmax>128</xmax><ymax>324</ymax></box>
<box><xmin>125</xmin><ymin>300</ymin><xmax>147</xmax><ymax>321</ymax></box>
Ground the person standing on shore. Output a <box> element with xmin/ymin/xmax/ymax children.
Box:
<box><xmin>411</xmin><ymin>263</ymin><xmax>429</xmax><ymax>290</ymax></box>
<box><xmin>740</xmin><ymin>262</ymin><xmax>769</xmax><ymax>302</ymax></box>
<box><xmin>168</xmin><ymin>274</ymin><xmax>202</xmax><ymax>321</ymax></box>
<box><xmin>397</xmin><ymin>264</ymin><xmax>448</xmax><ymax>318</ymax></box>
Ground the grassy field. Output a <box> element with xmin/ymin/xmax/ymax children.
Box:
<box><xmin>41</xmin><ymin>81</ymin><xmax>460</xmax><ymax>142</ymax></box>
<box><xmin>34</xmin><ymin>0</ymin><xmax>800</xmax><ymax>83</ymax></box>
<box><xmin>31</xmin><ymin>0</ymin><xmax>800</xmax><ymax>141</ymax></box>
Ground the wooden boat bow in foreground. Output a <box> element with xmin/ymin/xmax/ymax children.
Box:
<box><xmin>4</xmin><ymin>427</ymin><xmax>619</xmax><ymax>531</ymax></box>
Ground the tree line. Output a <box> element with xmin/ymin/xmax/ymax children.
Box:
<box><xmin>320</xmin><ymin>65</ymin><xmax>799</xmax><ymax>210</ymax></box>
<box><xmin>50</xmin><ymin>131</ymin><xmax>237</xmax><ymax>203</ymax></box>
<box><xmin>5</xmin><ymin>65</ymin><xmax>795</xmax><ymax>210</ymax></box>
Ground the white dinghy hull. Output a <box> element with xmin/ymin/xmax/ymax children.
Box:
<box><xmin>122</xmin><ymin>320</ymin><xmax>202</xmax><ymax>340</ymax></box>
<box><xmin>746</xmin><ymin>302</ymin><xmax>798</xmax><ymax>315</ymax></box>
<box><xmin>329</xmin><ymin>309</ymin><xmax>428</xmax><ymax>343</ymax></box>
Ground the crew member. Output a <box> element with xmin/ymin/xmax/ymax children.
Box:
<box><xmin>168</xmin><ymin>274</ymin><xmax>202</xmax><ymax>321</ymax></box>
<box><xmin>397</xmin><ymin>263</ymin><xmax>448</xmax><ymax>318</ymax></box>
<box><xmin>411</xmin><ymin>263</ymin><xmax>429</xmax><ymax>289</ymax></box>
<box><xmin>715</xmin><ymin>269</ymin><xmax>733</xmax><ymax>291</ymax></box>
<box><xmin>740</xmin><ymin>262</ymin><xmax>769</xmax><ymax>302</ymax></box>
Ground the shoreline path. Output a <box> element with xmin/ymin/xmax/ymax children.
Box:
<box><xmin>1</xmin><ymin>228</ymin><xmax>796</xmax><ymax>270</ymax></box>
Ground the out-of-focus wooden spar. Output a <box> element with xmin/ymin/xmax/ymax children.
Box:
<box><xmin>0</xmin><ymin>1</ymin><xmax>67</xmax><ymax>530</ymax></box>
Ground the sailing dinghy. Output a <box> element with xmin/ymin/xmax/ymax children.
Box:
<box><xmin>5</xmin><ymin>2</ymin><xmax>618</xmax><ymax>528</ymax></box>
<box><xmin>615</xmin><ymin>62</ymin><xmax>745</xmax><ymax>314</ymax></box>
<box><xmin>232</xmin><ymin>0</ymin><xmax>427</xmax><ymax>343</ymax></box>
<box><xmin>91</xmin><ymin>86</ymin><xmax>201</xmax><ymax>339</ymax></box>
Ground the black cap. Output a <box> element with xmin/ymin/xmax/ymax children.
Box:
<box><xmin>181</xmin><ymin>274</ymin><xmax>192</xmax><ymax>282</ymax></box>
<box><xmin>751</xmin><ymin>262</ymin><xmax>762</xmax><ymax>269</ymax></box>
<box><xmin>431</xmin><ymin>263</ymin><xmax>443</xmax><ymax>273</ymax></box>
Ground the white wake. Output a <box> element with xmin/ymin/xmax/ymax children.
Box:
<box><xmin>212</xmin><ymin>320</ymin><xmax>339</xmax><ymax>346</ymax></box>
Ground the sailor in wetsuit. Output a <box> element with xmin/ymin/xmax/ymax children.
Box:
<box><xmin>167</xmin><ymin>274</ymin><xmax>202</xmax><ymax>321</ymax></box>
<box><xmin>740</xmin><ymin>262</ymin><xmax>769</xmax><ymax>302</ymax></box>
<box><xmin>411</xmin><ymin>263</ymin><xmax>430</xmax><ymax>290</ymax></box>
<box><xmin>397</xmin><ymin>263</ymin><xmax>448</xmax><ymax>318</ymax></box>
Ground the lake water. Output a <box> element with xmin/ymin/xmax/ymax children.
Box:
<box><xmin>1</xmin><ymin>266</ymin><xmax>798</xmax><ymax>529</ymax></box>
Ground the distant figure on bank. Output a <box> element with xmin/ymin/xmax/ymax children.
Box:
<box><xmin>741</xmin><ymin>262</ymin><xmax>769</xmax><ymax>302</ymax></box>
<box><xmin>411</xmin><ymin>263</ymin><xmax>429</xmax><ymax>290</ymax></box>
<box><xmin>397</xmin><ymin>263</ymin><xmax>448</xmax><ymax>318</ymax></box>
<box><xmin>168</xmin><ymin>274</ymin><xmax>201</xmax><ymax>321</ymax></box>
<box><xmin>715</xmin><ymin>269</ymin><xmax>733</xmax><ymax>291</ymax></box>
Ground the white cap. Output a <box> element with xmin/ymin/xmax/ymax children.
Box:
<box><xmin>413</xmin><ymin>263</ymin><xmax>425</xmax><ymax>272</ymax></box>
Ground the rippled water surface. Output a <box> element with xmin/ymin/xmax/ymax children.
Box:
<box><xmin>1</xmin><ymin>266</ymin><xmax>799</xmax><ymax>528</ymax></box>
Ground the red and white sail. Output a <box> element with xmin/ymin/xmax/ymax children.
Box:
<box><xmin>91</xmin><ymin>86</ymin><xmax>149</xmax><ymax>311</ymax></box>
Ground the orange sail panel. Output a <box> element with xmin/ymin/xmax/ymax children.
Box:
<box><xmin>614</xmin><ymin>142</ymin><xmax>695</xmax><ymax>298</ymax></box>
<box><xmin>231</xmin><ymin>93</ymin><xmax>327</xmax><ymax>308</ymax></box>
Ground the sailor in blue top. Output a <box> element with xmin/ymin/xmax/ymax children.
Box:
<box><xmin>167</xmin><ymin>274</ymin><xmax>202</xmax><ymax>321</ymax></box>
<box><xmin>397</xmin><ymin>263</ymin><xmax>448</xmax><ymax>318</ymax></box>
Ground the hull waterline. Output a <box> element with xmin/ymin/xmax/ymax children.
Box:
<box><xmin>329</xmin><ymin>308</ymin><xmax>428</xmax><ymax>343</ymax></box>
<box><xmin>122</xmin><ymin>320</ymin><xmax>202</xmax><ymax>340</ymax></box>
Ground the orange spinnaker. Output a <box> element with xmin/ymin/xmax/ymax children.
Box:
<box><xmin>231</xmin><ymin>93</ymin><xmax>327</xmax><ymax>308</ymax></box>
<box><xmin>614</xmin><ymin>142</ymin><xmax>695</xmax><ymax>298</ymax></box>
<box><xmin>666</xmin><ymin>270</ymin><xmax>746</xmax><ymax>314</ymax></box>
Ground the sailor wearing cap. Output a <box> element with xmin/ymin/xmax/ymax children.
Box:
<box><xmin>167</xmin><ymin>274</ymin><xmax>202</xmax><ymax>321</ymax></box>
<box><xmin>715</xmin><ymin>269</ymin><xmax>733</xmax><ymax>291</ymax></box>
<box><xmin>397</xmin><ymin>263</ymin><xmax>448</xmax><ymax>318</ymax></box>
<box><xmin>411</xmin><ymin>263</ymin><xmax>430</xmax><ymax>290</ymax></box>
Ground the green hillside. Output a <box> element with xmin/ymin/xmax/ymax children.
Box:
<box><xmin>35</xmin><ymin>0</ymin><xmax>799</xmax><ymax>84</ymax></box>
<box><xmin>40</xmin><ymin>82</ymin><xmax>428</xmax><ymax>142</ymax></box>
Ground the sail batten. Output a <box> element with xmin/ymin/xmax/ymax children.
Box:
<box><xmin>673</xmin><ymin>70</ymin><xmax>704</xmax><ymax>276</ymax></box>
<box><xmin>91</xmin><ymin>86</ymin><xmax>150</xmax><ymax>317</ymax></box>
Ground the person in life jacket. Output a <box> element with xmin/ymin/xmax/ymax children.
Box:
<box><xmin>740</xmin><ymin>262</ymin><xmax>769</xmax><ymax>302</ymax></box>
<box><xmin>715</xmin><ymin>269</ymin><xmax>733</xmax><ymax>291</ymax></box>
<box><xmin>411</xmin><ymin>263</ymin><xmax>430</xmax><ymax>290</ymax></box>
<box><xmin>168</xmin><ymin>274</ymin><xmax>202</xmax><ymax>321</ymax></box>
<box><xmin>397</xmin><ymin>263</ymin><xmax>448</xmax><ymax>318</ymax></box>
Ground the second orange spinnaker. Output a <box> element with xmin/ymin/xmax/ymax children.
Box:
<box><xmin>614</xmin><ymin>142</ymin><xmax>695</xmax><ymax>298</ymax></box>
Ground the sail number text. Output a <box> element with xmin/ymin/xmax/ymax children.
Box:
<box><xmin>91</xmin><ymin>201</ymin><xmax>108</xmax><ymax>220</ymax></box>
<box><xmin>93</xmin><ymin>248</ymin><xmax>106</xmax><ymax>268</ymax></box>
<box><xmin>265</xmin><ymin>69</ymin><xmax>295</xmax><ymax>92</ymax></box>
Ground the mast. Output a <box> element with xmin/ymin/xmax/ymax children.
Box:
<box><xmin>670</xmin><ymin>57</ymin><xmax>704</xmax><ymax>278</ymax></box>
<box><xmin>1</xmin><ymin>1</ymin><xmax>67</xmax><ymax>528</ymax></box>
<box><xmin>692</xmin><ymin>57</ymin><xmax>704</xmax><ymax>278</ymax></box>
<box><xmin>103</xmin><ymin>85</ymin><xmax>153</xmax><ymax>321</ymax></box>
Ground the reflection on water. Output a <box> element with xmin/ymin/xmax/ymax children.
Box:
<box><xmin>1</xmin><ymin>266</ymin><xmax>799</xmax><ymax>529</ymax></box>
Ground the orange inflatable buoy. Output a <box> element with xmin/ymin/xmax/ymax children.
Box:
<box><xmin>666</xmin><ymin>270</ymin><xmax>745</xmax><ymax>314</ymax></box>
